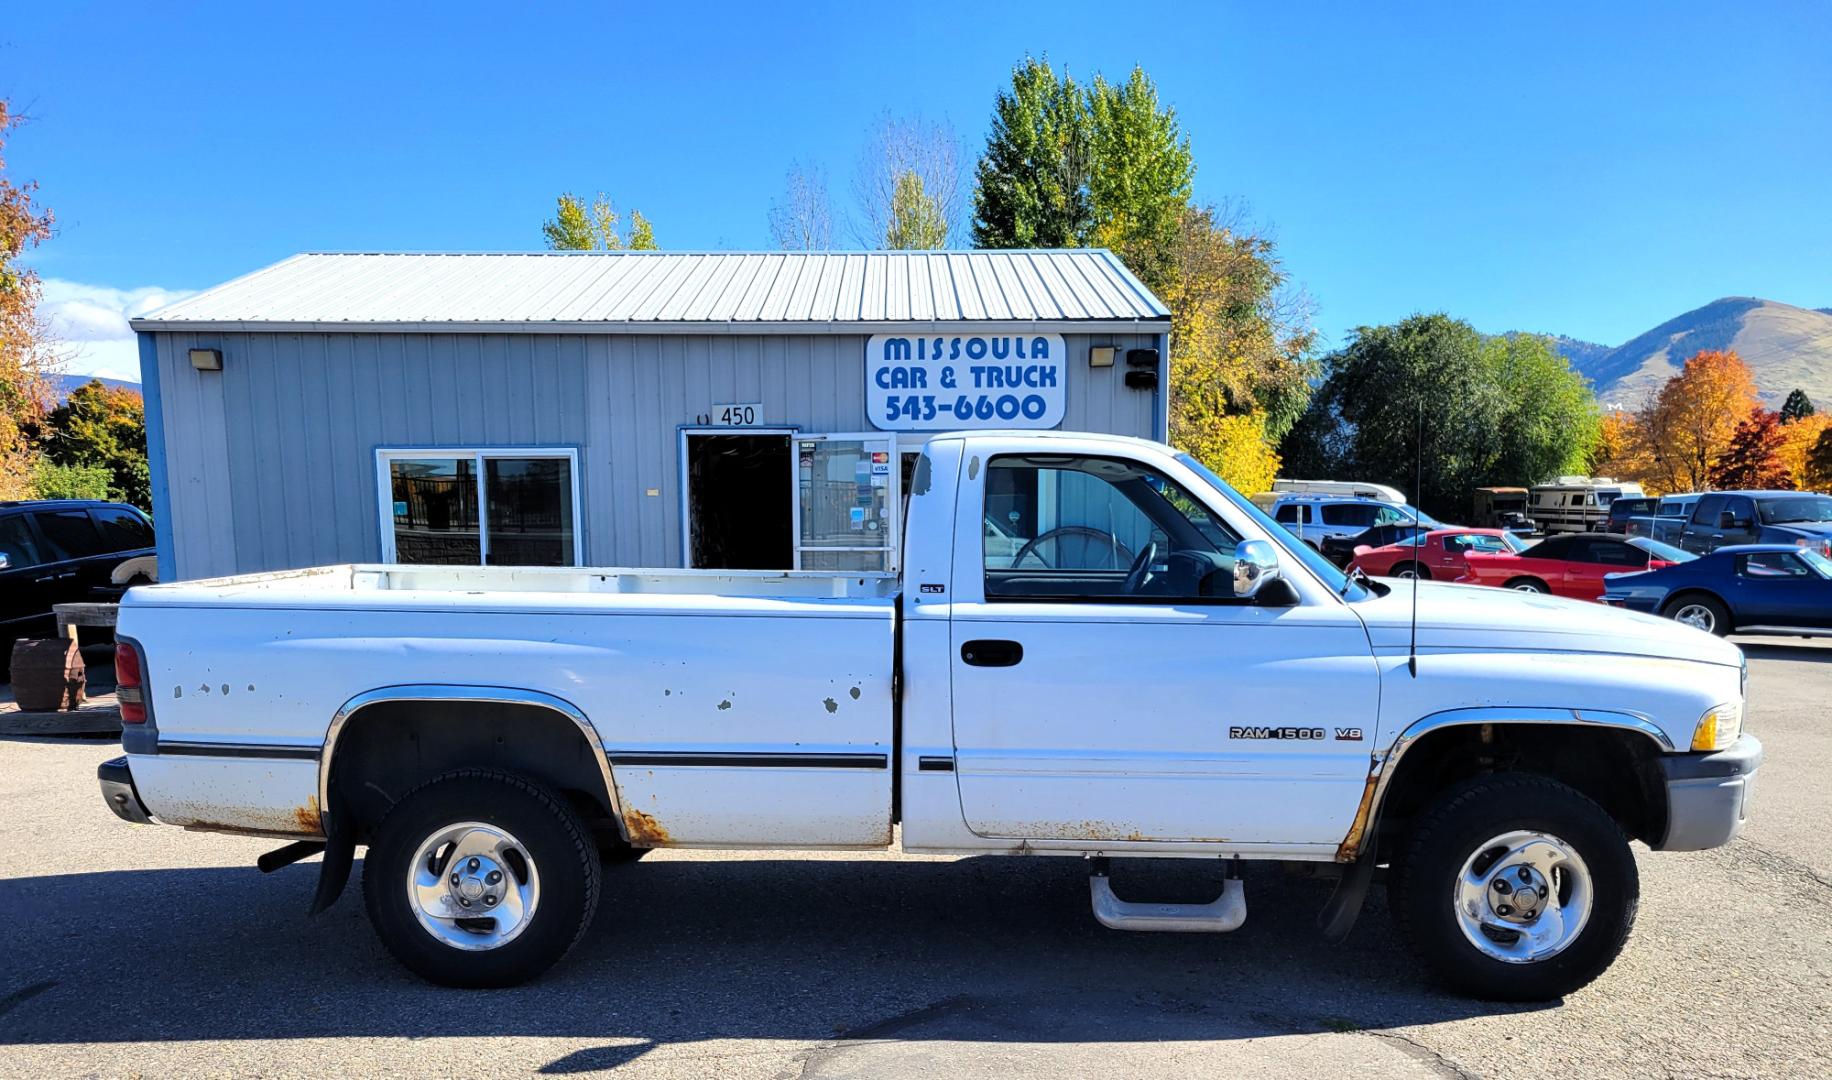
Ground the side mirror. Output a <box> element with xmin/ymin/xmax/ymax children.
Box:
<box><xmin>1717</xmin><ymin>510</ymin><xmax>1735</xmax><ymax>529</ymax></box>
<box><xmin>1234</xmin><ymin>539</ymin><xmax>1286</xmax><ymax>601</ymax></box>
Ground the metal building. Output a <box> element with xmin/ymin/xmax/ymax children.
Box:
<box><xmin>132</xmin><ymin>250</ymin><xmax>1172</xmax><ymax>580</ymax></box>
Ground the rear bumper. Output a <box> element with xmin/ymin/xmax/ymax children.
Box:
<box><xmin>1653</xmin><ymin>734</ymin><xmax>1763</xmax><ymax>851</ymax></box>
<box><xmin>98</xmin><ymin>756</ymin><xmax>154</xmax><ymax>825</ymax></box>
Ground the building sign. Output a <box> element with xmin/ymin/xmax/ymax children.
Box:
<box><xmin>710</xmin><ymin>402</ymin><xmax>763</xmax><ymax>426</ymax></box>
<box><xmin>866</xmin><ymin>333</ymin><xmax>1065</xmax><ymax>431</ymax></box>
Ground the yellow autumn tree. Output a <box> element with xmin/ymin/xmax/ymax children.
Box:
<box><xmin>1588</xmin><ymin>408</ymin><xmax>1665</xmax><ymax>495</ymax></box>
<box><xmin>1637</xmin><ymin>350</ymin><xmax>1759</xmax><ymax>494</ymax></box>
<box><xmin>0</xmin><ymin>100</ymin><xmax>57</xmax><ymax>499</ymax></box>
<box><xmin>1162</xmin><ymin>205</ymin><xmax>1314</xmax><ymax>493</ymax></box>
<box><xmin>1778</xmin><ymin>412</ymin><xmax>1832</xmax><ymax>490</ymax></box>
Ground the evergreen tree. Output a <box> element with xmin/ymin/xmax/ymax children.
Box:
<box><xmin>1780</xmin><ymin>388</ymin><xmax>1815</xmax><ymax>423</ymax></box>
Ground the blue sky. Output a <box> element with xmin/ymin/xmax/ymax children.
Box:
<box><xmin>6</xmin><ymin>1</ymin><xmax>1828</xmax><ymax>381</ymax></box>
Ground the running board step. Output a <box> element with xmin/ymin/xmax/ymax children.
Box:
<box><xmin>1089</xmin><ymin>860</ymin><xmax>1246</xmax><ymax>933</ymax></box>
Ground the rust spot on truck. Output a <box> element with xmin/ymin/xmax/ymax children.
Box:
<box><xmin>294</xmin><ymin>796</ymin><xmax>324</xmax><ymax>836</ymax></box>
<box><xmin>622</xmin><ymin>807</ymin><xmax>671</xmax><ymax>846</ymax></box>
<box><xmin>1335</xmin><ymin>768</ymin><xmax>1383</xmax><ymax>863</ymax></box>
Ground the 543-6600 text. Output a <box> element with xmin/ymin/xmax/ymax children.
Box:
<box><xmin>884</xmin><ymin>394</ymin><xmax>1051</xmax><ymax>424</ymax></box>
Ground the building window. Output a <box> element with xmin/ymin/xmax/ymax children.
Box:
<box><xmin>377</xmin><ymin>449</ymin><xmax>580</xmax><ymax>567</ymax></box>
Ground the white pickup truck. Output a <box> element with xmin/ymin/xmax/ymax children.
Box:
<box><xmin>97</xmin><ymin>431</ymin><xmax>1762</xmax><ymax>1000</ymax></box>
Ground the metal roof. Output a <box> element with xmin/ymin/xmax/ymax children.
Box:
<box><xmin>133</xmin><ymin>250</ymin><xmax>1171</xmax><ymax>334</ymax></box>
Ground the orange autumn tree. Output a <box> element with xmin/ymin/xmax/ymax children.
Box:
<box><xmin>1588</xmin><ymin>408</ymin><xmax>1663</xmax><ymax>493</ymax></box>
<box><xmin>1777</xmin><ymin>412</ymin><xmax>1832</xmax><ymax>490</ymax></box>
<box><xmin>1637</xmin><ymin>350</ymin><xmax>1759</xmax><ymax>493</ymax></box>
<box><xmin>0</xmin><ymin>100</ymin><xmax>57</xmax><ymax>499</ymax></box>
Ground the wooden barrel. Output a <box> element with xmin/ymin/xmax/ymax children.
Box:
<box><xmin>10</xmin><ymin>639</ymin><xmax>87</xmax><ymax>712</ymax></box>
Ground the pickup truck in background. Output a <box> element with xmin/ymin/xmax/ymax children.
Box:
<box><xmin>97</xmin><ymin>431</ymin><xmax>1762</xmax><ymax>1001</ymax></box>
<box><xmin>1673</xmin><ymin>490</ymin><xmax>1832</xmax><ymax>555</ymax></box>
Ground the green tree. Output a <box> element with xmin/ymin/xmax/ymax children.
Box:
<box><xmin>971</xmin><ymin>57</ymin><xmax>1091</xmax><ymax>249</ymax></box>
<box><xmin>1279</xmin><ymin>316</ymin><xmax>1599</xmax><ymax>519</ymax></box>
<box><xmin>1085</xmin><ymin>67</ymin><xmax>1194</xmax><ymax>292</ymax></box>
<box><xmin>30</xmin><ymin>460</ymin><xmax>111</xmax><ymax>501</ymax></box>
<box><xmin>1780</xmin><ymin>388</ymin><xmax>1815</xmax><ymax>423</ymax></box>
<box><xmin>41</xmin><ymin>378</ymin><xmax>150</xmax><ymax>509</ymax></box>
<box><xmin>883</xmin><ymin>171</ymin><xmax>948</xmax><ymax>249</ymax></box>
<box><xmin>541</xmin><ymin>192</ymin><xmax>657</xmax><ymax>251</ymax></box>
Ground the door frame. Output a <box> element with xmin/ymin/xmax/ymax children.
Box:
<box><xmin>677</xmin><ymin>426</ymin><xmax>799</xmax><ymax>569</ymax></box>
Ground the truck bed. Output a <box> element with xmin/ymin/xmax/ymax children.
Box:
<box><xmin>117</xmin><ymin>564</ymin><xmax>899</xmax><ymax>847</ymax></box>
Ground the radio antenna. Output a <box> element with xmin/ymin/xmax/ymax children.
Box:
<box><xmin>1408</xmin><ymin>380</ymin><xmax>1422</xmax><ymax>678</ymax></box>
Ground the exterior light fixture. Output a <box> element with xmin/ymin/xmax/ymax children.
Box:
<box><xmin>1089</xmin><ymin>346</ymin><xmax>1116</xmax><ymax>368</ymax></box>
<box><xmin>189</xmin><ymin>348</ymin><xmax>223</xmax><ymax>371</ymax></box>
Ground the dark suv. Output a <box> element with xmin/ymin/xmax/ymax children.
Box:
<box><xmin>1</xmin><ymin>500</ymin><xmax>156</xmax><ymax>659</ymax></box>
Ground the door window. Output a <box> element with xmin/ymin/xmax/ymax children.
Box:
<box><xmin>32</xmin><ymin>510</ymin><xmax>106</xmax><ymax>561</ymax></box>
<box><xmin>89</xmin><ymin>507</ymin><xmax>154</xmax><ymax>553</ymax></box>
<box><xmin>382</xmin><ymin>450</ymin><xmax>579</xmax><ymax>566</ymax></box>
<box><xmin>1690</xmin><ymin>495</ymin><xmax>1727</xmax><ymax>525</ymax></box>
<box><xmin>1589</xmin><ymin>539</ymin><xmax>1648</xmax><ymax>567</ymax></box>
<box><xmin>983</xmin><ymin>455</ymin><xmax>1240</xmax><ymax>601</ymax></box>
<box><xmin>1320</xmin><ymin>503</ymin><xmax>1379</xmax><ymax>528</ymax></box>
<box><xmin>1738</xmin><ymin>552</ymin><xmax>1812</xmax><ymax>578</ymax></box>
<box><xmin>796</xmin><ymin>436</ymin><xmax>897</xmax><ymax>572</ymax></box>
<box><xmin>1720</xmin><ymin>496</ymin><xmax>1756</xmax><ymax>528</ymax></box>
<box><xmin>1525</xmin><ymin>535</ymin><xmax>1572</xmax><ymax>560</ymax></box>
<box><xmin>1273</xmin><ymin>503</ymin><xmax>1304</xmax><ymax>524</ymax></box>
<box><xmin>0</xmin><ymin>514</ymin><xmax>42</xmax><ymax>569</ymax></box>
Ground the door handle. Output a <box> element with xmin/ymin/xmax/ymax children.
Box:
<box><xmin>961</xmin><ymin>639</ymin><xmax>1024</xmax><ymax>667</ymax></box>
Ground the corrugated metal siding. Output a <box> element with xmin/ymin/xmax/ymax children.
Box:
<box><xmin>150</xmin><ymin>330</ymin><xmax>1160</xmax><ymax>579</ymax></box>
<box><xmin>134</xmin><ymin>251</ymin><xmax>1170</xmax><ymax>331</ymax></box>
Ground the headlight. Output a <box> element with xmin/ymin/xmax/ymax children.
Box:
<box><xmin>1692</xmin><ymin>701</ymin><xmax>1743</xmax><ymax>752</ymax></box>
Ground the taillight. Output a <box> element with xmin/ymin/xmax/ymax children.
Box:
<box><xmin>115</xmin><ymin>640</ymin><xmax>147</xmax><ymax>724</ymax></box>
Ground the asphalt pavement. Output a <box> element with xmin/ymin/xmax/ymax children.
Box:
<box><xmin>2</xmin><ymin>635</ymin><xmax>1828</xmax><ymax>1078</ymax></box>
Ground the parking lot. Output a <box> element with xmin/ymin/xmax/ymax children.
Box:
<box><xmin>0</xmin><ymin>635</ymin><xmax>1826</xmax><ymax>1079</ymax></box>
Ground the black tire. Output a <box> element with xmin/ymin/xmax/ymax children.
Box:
<box><xmin>1389</xmin><ymin>773</ymin><xmax>1638</xmax><ymax>1001</ymax></box>
<box><xmin>1392</xmin><ymin>562</ymin><xmax>1430</xmax><ymax>580</ymax></box>
<box><xmin>1663</xmin><ymin>592</ymin><xmax>1731</xmax><ymax>637</ymax></box>
<box><xmin>363</xmin><ymin>769</ymin><xmax>602</xmax><ymax>988</ymax></box>
<box><xmin>1504</xmin><ymin>577</ymin><xmax>1549</xmax><ymax>593</ymax></box>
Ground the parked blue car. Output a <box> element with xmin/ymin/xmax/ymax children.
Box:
<box><xmin>1599</xmin><ymin>543</ymin><xmax>1832</xmax><ymax>636</ymax></box>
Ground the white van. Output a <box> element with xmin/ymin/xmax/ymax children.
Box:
<box><xmin>1529</xmin><ymin>477</ymin><xmax>1646</xmax><ymax>534</ymax></box>
<box><xmin>1271</xmin><ymin>478</ymin><xmax>1406</xmax><ymax>504</ymax></box>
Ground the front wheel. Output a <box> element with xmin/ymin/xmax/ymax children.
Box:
<box><xmin>363</xmin><ymin>770</ymin><xmax>602</xmax><ymax>987</ymax></box>
<box><xmin>1389</xmin><ymin>774</ymin><xmax>1638</xmax><ymax>1001</ymax></box>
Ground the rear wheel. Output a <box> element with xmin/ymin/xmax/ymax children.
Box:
<box><xmin>363</xmin><ymin>769</ymin><xmax>601</xmax><ymax>987</ymax></box>
<box><xmin>1664</xmin><ymin>593</ymin><xmax>1730</xmax><ymax>636</ymax></box>
<box><xmin>1391</xmin><ymin>562</ymin><xmax>1430</xmax><ymax>580</ymax></box>
<box><xmin>1505</xmin><ymin>577</ymin><xmax>1549</xmax><ymax>593</ymax></box>
<box><xmin>1389</xmin><ymin>774</ymin><xmax>1637</xmax><ymax>1001</ymax></box>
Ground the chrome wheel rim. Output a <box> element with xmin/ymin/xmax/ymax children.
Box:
<box><xmin>1512</xmin><ymin>582</ymin><xmax>1544</xmax><ymax>593</ymax></box>
<box><xmin>1452</xmin><ymin>829</ymin><xmax>1592</xmax><ymax>964</ymax></box>
<box><xmin>1394</xmin><ymin>566</ymin><xmax>1418</xmax><ymax>579</ymax></box>
<box><xmin>406</xmin><ymin>821</ymin><xmax>540</xmax><ymax>951</ymax></box>
<box><xmin>1673</xmin><ymin>603</ymin><xmax>1716</xmax><ymax>632</ymax></box>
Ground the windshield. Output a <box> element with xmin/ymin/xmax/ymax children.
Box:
<box><xmin>1176</xmin><ymin>453</ymin><xmax>1369</xmax><ymax>600</ymax></box>
<box><xmin>1627</xmin><ymin>536</ymin><xmax>1696</xmax><ymax>563</ymax></box>
<box><xmin>1800</xmin><ymin>548</ymin><xmax>1832</xmax><ymax>578</ymax></box>
<box><xmin>1758</xmin><ymin>496</ymin><xmax>1832</xmax><ymax>524</ymax></box>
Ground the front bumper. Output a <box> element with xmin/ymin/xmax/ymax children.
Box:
<box><xmin>98</xmin><ymin>756</ymin><xmax>154</xmax><ymax>825</ymax></box>
<box><xmin>1653</xmin><ymin>734</ymin><xmax>1763</xmax><ymax>850</ymax></box>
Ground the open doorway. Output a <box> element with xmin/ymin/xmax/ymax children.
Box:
<box><xmin>685</xmin><ymin>433</ymin><xmax>792</xmax><ymax>569</ymax></box>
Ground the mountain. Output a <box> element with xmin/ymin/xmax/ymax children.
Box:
<box><xmin>1544</xmin><ymin>298</ymin><xmax>1832</xmax><ymax>410</ymax></box>
<box><xmin>53</xmin><ymin>374</ymin><xmax>141</xmax><ymax>400</ymax></box>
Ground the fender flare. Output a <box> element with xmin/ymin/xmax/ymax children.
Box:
<box><xmin>317</xmin><ymin>684</ymin><xmax>626</xmax><ymax>837</ymax></box>
<box><xmin>1335</xmin><ymin>705</ymin><xmax>1674</xmax><ymax>863</ymax></box>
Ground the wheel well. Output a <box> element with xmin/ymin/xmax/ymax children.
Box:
<box><xmin>1373</xmin><ymin>723</ymin><xmax>1668</xmax><ymax>858</ymax></box>
<box><xmin>1503</xmin><ymin>576</ymin><xmax>1547</xmax><ymax>591</ymax></box>
<box><xmin>1661</xmin><ymin>588</ymin><xmax>1725</xmax><ymax>615</ymax></box>
<box><xmin>325</xmin><ymin>699</ymin><xmax>621</xmax><ymax>845</ymax></box>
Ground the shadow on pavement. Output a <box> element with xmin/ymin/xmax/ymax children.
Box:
<box><xmin>1</xmin><ymin>854</ymin><xmax>1540</xmax><ymax>1066</ymax></box>
<box><xmin>1737</xmin><ymin>639</ymin><xmax>1832</xmax><ymax>663</ymax></box>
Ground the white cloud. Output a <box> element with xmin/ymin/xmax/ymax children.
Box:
<box><xmin>38</xmin><ymin>280</ymin><xmax>198</xmax><ymax>383</ymax></box>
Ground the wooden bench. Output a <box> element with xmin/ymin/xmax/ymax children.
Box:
<box><xmin>53</xmin><ymin>602</ymin><xmax>120</xmax><ymax>646</ymax></box>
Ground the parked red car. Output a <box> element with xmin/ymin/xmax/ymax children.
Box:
<box><xmin>1347</xmin><ymin>528</ymin><xmax>1523</xmax><ymax>580</ymax></box>
<box><xmin>1456</xmin><ymin>532</ymin><xmax>1692</xmax><ymax>600</ymax></box>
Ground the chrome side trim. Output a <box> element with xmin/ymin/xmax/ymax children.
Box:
<box><xmin>1338</xmin><ymin>706</ymin><xmax>1675</xmax><ymax>862</ymax></box>
<box><xmin>319</xmin><ymin>684</ymin><xmax>625</xmax><ymax>836</ymax></box>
